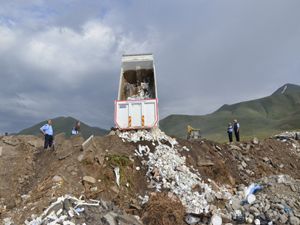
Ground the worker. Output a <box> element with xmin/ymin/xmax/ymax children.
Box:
<box><xmin>233</xmin><ymin>119</ymin><xmax>240</xmax><ymax>142</ymax></box>
<box><xmin>227</xmin><ymin>123</ymin><xmax>233</xmax><ymax>143</ymax></box>
<box><xmin>71</xmin><ymin>121</ymin><xmax>81</xmax><ymax>135</ymax></box>
<box><xmin>40</xmin><ymin>120</ymin><xmax>54</xmax><ymax>150</ymax></box>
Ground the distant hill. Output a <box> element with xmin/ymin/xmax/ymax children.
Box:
<box><xmin>160</xmin><ymin>83</ymin><xmax>300</xmax><ymax>142</ymax></box>
<box><xmin>18</xmin><ymin>116</ymin><xmax>108</xmax><ymax>139</ymax></box>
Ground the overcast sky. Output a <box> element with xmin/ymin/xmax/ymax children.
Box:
<box><xmin>1</xmin><ymin>0</ymin><xmax>300</xmax><ymax>133</ymax></box>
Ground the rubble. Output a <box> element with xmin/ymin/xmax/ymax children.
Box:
<box><xmin>228</xmin><ymin>175</ymin><xmax>300</xmax><ymax>225</ymax></box>
<box><xmin>275</xmin><ymin>131</ymin><xmax>300</xmax><ymax>141</ymax></box>
<box><xmin>25</xmin><ymin>195</ymin><xmax>142</xmax><ymax>225</ymax></box>
<box><xmin>119</xmin><ymin>129</ymin><xmax>231</xmax><ymax>215</ymax></box>
<box><xmin>1</xmin><ymin>130</ymin><xmax>300</xmax><ymax>224</ymax></box>
<box><xmin>82</xmin><ymin>176</ymin><xmax>96</xmax><ymax>184</ymax></box>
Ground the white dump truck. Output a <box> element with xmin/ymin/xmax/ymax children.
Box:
<box><xmin>114</xmin><ymin>54</ymin><xmax>159</xmax><ymax>130</ymax></box>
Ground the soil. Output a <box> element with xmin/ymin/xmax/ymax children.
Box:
<box><xmin>0</xmin><ymin>133</ymin><xmax>299</xmax><ymax>224</ymax></box>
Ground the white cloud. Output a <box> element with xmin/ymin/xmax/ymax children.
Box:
<box><xmin>0</xmin><ymin>25</ymin><xmax>16</xmax><ymax>52</ymax></box>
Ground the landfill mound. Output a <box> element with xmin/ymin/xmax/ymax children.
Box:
<box><xmin>0</xmin><ymin>129</ymin><xmax>299</xmax><ymax>225</ymax></box>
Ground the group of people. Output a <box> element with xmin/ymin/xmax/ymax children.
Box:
<box><xmin>40</xmin><ymin>120</ymin><xmax>81</xmax><ymax>150</ymax></box>
<box><xmin>227</xmin><ymin>119</ymin><xmax>240</xmax><ymax>143</ymax></box>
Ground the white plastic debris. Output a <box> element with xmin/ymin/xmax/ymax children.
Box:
<box><xmin>119</xmin><ymin>129</ymin><xmax>231</xmax><ymax>214</ymax></box>
<box><xmin>138</xmin><ymin>195</ymin><xmax>149</xmax><ymax>205</ymax></box>
<box><xmin>211</xmin><ymin>214</ymin><xmax>222</xmax><ymax>225</ymax></box>
<box><xmin>247</xmin><ymin>194</ymin><xmax>256</xmax><ymax>204</ymax></box>
<box><xmin>254</xmin><ymin>218</ymin><xmax>261</xmax><ymax>225</ymax></box>
<box><xmin>185</xmin><ymin>214</ymin><xmax>200</xmax><ymax>224</ymax></box>
<box><xmin>114</xmin><ymin>167</ymin><xmax>120</xmax><ymax>187</ymax></box>
<box><xmin>26</xmin><ymin>195</ymin><xmax>101</xmax><ymax>225</ymax></box>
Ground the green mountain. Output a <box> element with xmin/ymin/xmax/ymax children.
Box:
<box><xmin>160</xmin><ymin>83</ymin><xmax>300</xmax><ymax>142</ymax></box>
<box><xmin>18</xmin><ymin>116</ymin><xmax>108</xmax><ymax>139</ymax></box>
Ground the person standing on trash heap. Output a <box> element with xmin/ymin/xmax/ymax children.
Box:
<box><xmin>40</xmin><ymin>119</ymin><xmax>54</xmax><ymax>149</ymax></box>
<box><xmin>227</xmin><ymin>123</ymin><xmax>233</xmax><ymax>143</ymax></box>
<box><xmin>71</xmin><ymin>121</ymin><xmax>81</xmax><ymax>135</ymax></box>
<box><xmin>233</xmin><ymin>119</ymin><xmax>240</xmax><ymax>142</ymax></box>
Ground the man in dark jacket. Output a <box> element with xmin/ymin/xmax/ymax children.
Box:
<box><xmin>233</xmin><ymin>119</ymin><xmax>240</xmax><ymax>142</ymax></box>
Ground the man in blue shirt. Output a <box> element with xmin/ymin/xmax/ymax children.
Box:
<box><xmin>227</xmin><ymin>123</ymin><xmax>233</xmax><ymax>143</ymax></box>
<box><xmin>40</xmin><ymin>120</ymin><xmax>54</xmax><ymax>149</ymax></box>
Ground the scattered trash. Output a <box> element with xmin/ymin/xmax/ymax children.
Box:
<box><xmin>114</xmin><ymin>167</ymin><xmax>120</xmax><ymax>186</ymax></box>
<box><xmin>244</xmin><ymin>183</ymin><xmax>262</xmax><ymax>199</ymax></box>
<box><xmin>185</xmin><ymin>213</ymin><xmax>201</xmax><ymax>225</ymax></box>
<box><xmin>254</xmin><ymin>218</ymin><xmax>261</xmax><ymax>225</ymax></box>
<box><xmin>119</xmin><ymin>129</ymin><xmax>231</xmax><ymax>214</ymax></box>
<box><xmin>211</xmin><ymin>214</ymin><xmax>222</xmax><ymax>225</ymax></box>
<box><xmin>247</xmin><ymin>194</ymin><xmax>256</xmax><ymax>204</ymax></box>
<box><xmin>25</xmin><ymin>195</ymin><xmax>142</xmax><ymax>225</ymax></box>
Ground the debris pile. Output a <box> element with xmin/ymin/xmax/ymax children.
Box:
<box><xmin>24</xmin><ymin>195</ymin><xmax>142</xmax><ymax>225</ymax></box>
<box><xmin>274</xmin><ymin>131</ymin><xmax>300</xmax><ymax>156</ymax></box>
<box><xmin>228</xmin><ymin>175</ymin><xmax>300</xmax><ymax>225</ymax></box>
<box><xmin>119</xmin><ymin>129</ymin><xmax>231</xmax><ymax>215</ymax></box>
<box><xmin>275</xmin><ymin>131</ymin><xmax>300</xmax><ymax>141</ymax></box>
<box><xmin>1</xmin><ymin>130</ymin><xmax>300</xmax><ymax>224</ymax></box>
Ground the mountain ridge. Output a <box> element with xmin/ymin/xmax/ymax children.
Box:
<box><xmin>160</xmin><ymin>83</ymin><xmax>300</xmax><ymax>141</ymax></box>
<box><xmin>18</xmin><ymin>116</ymin><xmax>108</xmax><ymax>139</ymax></box>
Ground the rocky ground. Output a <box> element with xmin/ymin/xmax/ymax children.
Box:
<box><xmin>0</xmin><ymin>130</ymin><xmax>299</xmax><ymax>225</ymax></box>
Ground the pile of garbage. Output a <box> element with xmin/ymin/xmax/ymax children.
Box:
<box><xmin>274</xmin><ymin>131</ymin><xmax>300</xmax><ymax>141</ymax></box>
<box><xmin>119</xmin><ymin>129</ymin><xmax>231</xmax><ymax>220</ymax></box>
<box><xmin>227</xmin><ymin>175</ymin><xmax>300</xmax><ymax>225</ymax></box>
<box><xmin>274</xmin><ymin>131</ymin><xmax>300</xmax><ymax>156</ymax></box>
<box><xmin>23</xmin><ymin>195</ymin><xmax>142</xmax><ymax>225</ymax></box>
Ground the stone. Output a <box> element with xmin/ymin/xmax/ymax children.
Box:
<box><xmin>118</xmin><ymin>214</ymin><xmax>143</xmax><ymax>225</ymax></box>
<box><xmin>264</xmin><ymin>204</ymin><xmax>271</xmax><ymax>212</ymax></box>
<box><xmin>252</xmin><ymin>137</ymin><xmax>259</xmax><ymax>145</ymax></box>
<box><xmin>289</xmin><ymin>216</ymin><xmax>300</xmax><ymax>225</ymax></box>
<box><xmin>250</xmin><ymin>206</ymin><xmax>260</xmax><ymax>214</ymax></box>
<box><xmin>289</xmin><ymin>184</ymin><xmax>297</xmax><ymax>192</ymax></box>
<box><xmin>197</xmin><ymin>160</ymin><xmax>214</xmax><ymax>167</ymax></box>
<box><xmin>232</xmin><ymin>197</ymin><xmax>241</xmax><ymax>210</ymax></box>
<box><xmin>211</xmin><ymin>214</ymin><xmax>222</xmax><ymax>225</ymax></box>
<box><xmin>52</xmin><ymin>175</ymin><xmax>63</xmax><ymax>183</ymax></box>
<box><xmin>102</xmin><ymin>212</ymin><xmax>118</xmax><ymax>225</ymax></box>
<box><xmin>110</xmin><ymin>185</ymin><xmax>119</xmax><ymax>193</ymax></box>
<box><xmin>263</xmin><ymin>157</ymin><xmax>270</xmax><ymax>162</ymax></box>
<box><xmin>215</xmin><ymin>145</ymin><xmax>222</xmax><ymax>151</ymax></box>
<box><xmin>90</xmin><ymin>187</ymin><xmax>98</xmax><ymax>192</ymax></box>
<box><xmin>2</xmin><ymin>137</ymin><xmax>19</xmax><ymax>146</ymax></box>
<box><xmin>0</xmin><ymin>146</ymin><xmax>2</xmax><ymax>157</ymax></box>
<box><xmin>77</xmin><ymin>154</ymin><xmax>84</xmax><ymax>162</ymax></box>
<box><xmin>108</xmin><ymin>130</ymin><xmax>116</xmax><ymax>136</ymax></box>
<box><xmin>229</xmin><ymin>145</ymin><xmax>241</xmax><ymax>151</ymax></box>
<box><xmin>241</xmin><ymin>161</ymin><xmax>247</xmax><ymax>168</ymax></box>
<box><xmin>83</xmin><ymin>176</ymin><xmax>96</xmax><ymax>184</ymax></box>
<box><xmin>254</xmin><ymin>218</ymin><xmax>261</xmax><ymax>225</ymax></box>
<box><xmin>279</xmin><ymin>214</ymin><xmax>288</xmax><ymax>224</ymax></box>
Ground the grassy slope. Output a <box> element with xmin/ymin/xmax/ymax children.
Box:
<box><xmin>160</xmin><ymin>84</ymin><xmax>300</xmax><ymax>142</ymax></box>
<box><xmin>18</xmin><ymin>116</ymin><xmax>108</xmax><ymax>139</ymax></box>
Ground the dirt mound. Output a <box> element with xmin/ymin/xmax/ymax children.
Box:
<box><xmin>0</xmin><ymin>131</ymin><xmax>300</xmax><ymax>224</ymax></box>
<box><xmin>142</xmin><ymin>193</ymin><xmax>185</xmax><ymax>225</ymax></box>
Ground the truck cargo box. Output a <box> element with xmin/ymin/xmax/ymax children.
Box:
<box><xmin>114</xmin><ymin>54</ymin><xmax>159</xmax><ymax>130</ymax></box>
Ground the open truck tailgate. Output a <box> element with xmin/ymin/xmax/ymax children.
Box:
<box><xmin>115</xmin><ymin>99</ymin><xmax>158</xmax><ymax>129</ymax></box>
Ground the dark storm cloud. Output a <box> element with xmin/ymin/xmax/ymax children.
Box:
<box><xmin>0</xmin><ymin>0</ymin><xmax>300</xmax><ymax>133</ymax></box>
